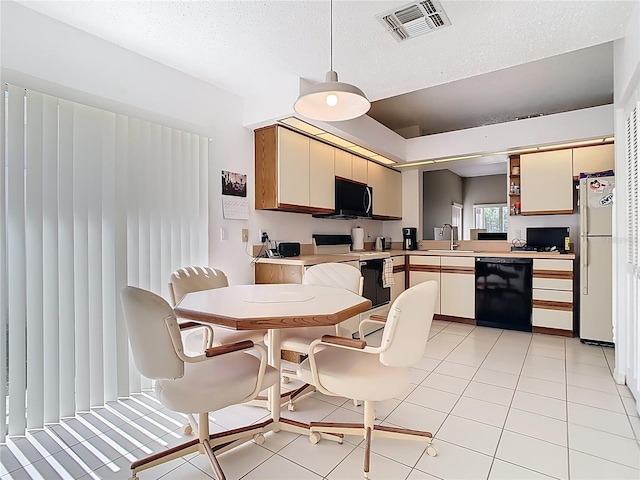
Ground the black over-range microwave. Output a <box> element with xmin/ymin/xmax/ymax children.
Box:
<box><xmin>313</xmin><ymin>178</ymin><xmax>373</xmax><ymax>219</ymax></box>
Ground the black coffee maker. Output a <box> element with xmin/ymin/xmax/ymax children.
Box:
<box><xmin>402</xmin><ymin>227</ymin><xmax>418</xmax><ymax>250</ymax></box>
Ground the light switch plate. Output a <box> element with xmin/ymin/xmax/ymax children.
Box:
<box><xmin>241</xmin><ymin>228</ymin><xmax>249</xmax><ymax>243</ymax></box>
<box><xmin>220</xmin><ymin>227</ymin><xmax>229</xmax><ymax>241</ymax></box>
<box><xmin>515</xmin><ymin>229</ymin><xmax>522</xmax><ymax>239</ymax></box>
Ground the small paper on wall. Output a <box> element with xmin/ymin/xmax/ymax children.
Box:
<box><xmin>221</xmin><ymin>170</ymin><xmax>249</xmax><ymax>220</ymax></box>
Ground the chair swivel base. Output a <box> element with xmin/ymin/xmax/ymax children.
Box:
<box><xmin>308</xmin><ymin>422</ymin><xmax>436</xmax><ymax>479</ymax></box>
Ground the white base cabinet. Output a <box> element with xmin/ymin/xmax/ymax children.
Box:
<box><xmin>409</xmin><ymin>256</ymin><xmax>441</xmax><ymax>315</ymax></box>
<box><xmin>440</xmin><ymin>257</ymin><xmax>475</xmax><ymax>319</ymax></box>
<box><xmin>532</xmin><ymin>259</ymin><xmax>574</xmax><ymax>333</ymax></box>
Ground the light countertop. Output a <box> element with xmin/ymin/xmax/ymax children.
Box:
<box><xmin>255</xmin><ymin>249</ymin><xmax>575</xmax><ymax>266</ymax></box>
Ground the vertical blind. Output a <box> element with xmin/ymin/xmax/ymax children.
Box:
<box><xmin>1</xmin><ymin>85</ymin><xmax>209</xmax><ymax>439</ymax></box>
<box><xmin>626</xmin><ymin>101</ymin><xmax>639</xmax><ymax>387</ymax></box>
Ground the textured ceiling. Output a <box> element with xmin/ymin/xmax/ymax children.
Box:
<box><xmin>17</xmin><ymin>0</ymin><xmax>635</xmax><ymax>102</ymax></box>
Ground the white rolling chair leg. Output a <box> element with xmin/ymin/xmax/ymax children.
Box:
<box><xmin>353</xmin><ymin>399</ymin><xmax>362</xmax><ymax>407</ymax></box>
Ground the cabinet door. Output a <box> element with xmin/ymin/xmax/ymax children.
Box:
<box><xmin>309</xmin><ymin>140</ymin><xmax>335</xmax><ymax>210</ymax></box>
<box><xmin>334</xmin><ymin>149</ymin><xmax>352</xmax><ymax>180</ymax></box>
<box><xmin>278</xmin><ymin>128</ymin><xmax>309</xmax><ymax>207</ymax></box>
<box><xmin>352</xmin><ymin>155</ymin><xmax>368</xmax><ymax>184</ymax></box>
<box><xmin>440</xmin><ymin>272</ymin><xmax>475</xmax><ymax>318</ymax></box>
<box><xmin>520</xmin><ymin>150</ymin><xmax>574</xmax><ymax>214</ymax></box>
<box><xmin>572</xmin><ymin>144</ymin><xmax>614</xmax><ymax>177</ymax></box>
<box><xmin>440</xmin><ymin>257</ymin><xmax>475</xmax><ymax>319</ymax></box>
<box><xmin>368</xmin><ymin>161</ymin><xmax>387</xmax><ymax>216</ymax></box>
<box><xmin>387</xmin><ymin>169</ymin><xmax>402</xmax><ymax>218</ymax></box>
<box><xmin>409</xmin><ymin>272</ymin><xmax>440</xmax><ymax>314</ymax></box>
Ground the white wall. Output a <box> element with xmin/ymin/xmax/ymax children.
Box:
<box><xmin>406</xmin><ymin>105</ymin><xmax>614</xmax><ymax>162</ymax></box>
<box><xmin>613</xmin><ymin>2</ymin><xmax>640</xmax><ymax>398</ymax></box>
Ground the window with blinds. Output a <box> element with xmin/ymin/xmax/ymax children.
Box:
<box><xmin>0</xmin><ymin>85</ymin><xmax>209</xmax><ymax>439</ymax></box>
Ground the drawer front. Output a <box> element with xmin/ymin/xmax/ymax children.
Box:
<box><xmin>533</xmin><ymin>259</ymin><xmax>573</xmax><ymax>271</ymax></box>
<box><xmin>440</xmin><ymin>256</ymin><xmax>475</xmax><ymax>268</ymax></box>
<box><xmin>533</xmin><ymin>289</ymin><xmax>572</xmax><ymax>303</ymax></box>
<box><xmin>410</xmin><ymin>256</ymin><xmax>440</xmax><ymax>266</ymax></box>
<box><xmin>391</xmin><ymin>255</ymin><xmax>405</xmax><ymax>266</ymax></box>
<box><xmin>533</xmin><ymin>277</ymin><xmax>573</xmax><ymax>291</ymax></box>
<box><xmin>532</xmin><ymin>308</ymin><xmax>573</xmax><ymax>330</ymax></box>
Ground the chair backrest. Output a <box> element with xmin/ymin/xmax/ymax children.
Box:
<box><xmin>120</xmin><ymin>286</ymin><xmax>185</xmax><ymax>380</ymax></box>
<box><xmin>379</xmin><ymin>280</ymin><xmax>438</xmax><ymax>368</ymax></box>
<box><xmin>168</xmin><ymin>266</ymin><xmax>229</xmax><ymax>306</ymax></box>
<box><xmin>302</xmin><ymin>263</ymin><xmax>363</xmax><ymax>295</ymax></box>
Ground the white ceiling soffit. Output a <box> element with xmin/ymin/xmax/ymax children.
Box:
<box><xmin>15</xmin><ymin>1</ymin><xmax>636</xmax><ymax>101</ymax></box>
<box><xmin>420</xmin><ymin>155</ymin><xmax>508</xmax><ymax>178</ymax></box>
<box><xmin>377</xmin><ymin>0</ymin><xmax>451</xmax><ymax>42</ymax></box>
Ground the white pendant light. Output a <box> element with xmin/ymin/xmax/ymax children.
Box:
<box><xmin>294</xmin><ymin>0</ymin><xmax>370</xmax><ymax>122</ymax></box>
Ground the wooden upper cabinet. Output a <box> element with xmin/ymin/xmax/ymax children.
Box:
<box><xmin>334</xmin><ymin>149</ymin><xmax>352</xmax><ymax>179</ymax></box>
<box><xmin>309</xmin><ymin>140</ymin><xmax>335</xmax><ymax>210</ymax></box>
<box><xmin>352</xmin><ymin>155</ymin><xmax>368</xmax><ymax>184</ymax></box>
<box><xmin>520</xmin><ymin>150</ymin><xmax>574</xmax><ymax>215</ymax></box>
<box><xmin>572</xmin><ymin>144</ymin><xmax>614</xmax><ymax>177</ymax></box>
<box><xmin>278</xmin><ymin>127</ymin><xmax>310</xmax><ymax>208</ymax></box>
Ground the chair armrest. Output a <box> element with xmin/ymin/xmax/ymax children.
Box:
<box><xmin>205</xmin><ymin>340</ymin><xmax>254</xmax><ymax>357</ymax></box>
<box><xmin>358</xmin><ymin>316</ymin><xmax>386</xmax><ymax>341</ymax></box>
<box><xmin>178</xmin><ymin>321</ymin><xmax>215</xmax><ymax>349</ymax></box>
<box><xmin>321</xmin><ymin>335</ymin><xmax>366</xmax><ymax>350</ymax></box>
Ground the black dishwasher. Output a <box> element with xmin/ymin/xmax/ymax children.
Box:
<box><xmin>475</xmin><ymin>257</ymin><xmax>533</xmax><ymax>332</ymax></box>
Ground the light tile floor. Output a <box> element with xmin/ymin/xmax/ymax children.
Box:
<box><xmin>2</xmin><ymin>321</ymin><xmax>639</xmax><ymax>480</ymax></box>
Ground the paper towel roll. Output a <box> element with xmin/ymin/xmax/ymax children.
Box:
<box><xmin>351</xmin><ymin>227</ymin><xmax>364</xmax><ymax>251</ymax></box>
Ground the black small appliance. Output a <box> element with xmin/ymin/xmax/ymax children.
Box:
<box><xmin>526</xmin><ymin>227</ymin><xmax>570</xmax><ymax>252</ymax></box>
<box><xmin>277</xmin><ymin>242</ymin><xmax>300</xmax><ymax>257</ymax></box>
<box><xmin>312</xmin><ymin>178</ymin><xmax>372</xmax><ymax>219</ymax></box>
<box><xmin>402</xmin><ymin>227</ymin><xmax>418</xmax><ymax>250</ymax></box>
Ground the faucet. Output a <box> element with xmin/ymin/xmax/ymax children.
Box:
<box><xmin>441</xmin><ymin>224</ymin><xmax>459</xmax><ymax>250</ymax></box>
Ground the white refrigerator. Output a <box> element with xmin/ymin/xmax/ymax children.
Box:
<box><xmin>579</xmin><ymin>175</ymin><xmax>614</xmax><ymax>345</ymax></box>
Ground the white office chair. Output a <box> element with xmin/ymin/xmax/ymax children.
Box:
<box><xmin>169</xmin><ymin>266</ymin><xmax>267</xmax><ymax>353</ymax></box>
<box><xmin>299</xmin><ymin>281</ymin><xmax>439</xmax><ymax>480</ymax></box>
<box><xmin>120</xmin><ymin>286</ymin><xmax>279</xmax><ymax>480</ymax></box>
<box><xmin>266</xmin><ymin>262</ymin><xmax>364</xmax><ymax>410</ymax></box>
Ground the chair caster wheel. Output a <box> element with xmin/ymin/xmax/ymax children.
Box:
<box><xmin>282</xmin><ymin>376</ymin><xmax>290</xmax><ymax>384</ymax></box>
<box><xmin>426</xmin><ymin>445</ymin><xmax>438</xmax><ymax>457</ymax></box>
<box><xmin>183</xmin><ymin>424</ymin><xmax>193</xmax><ymax>435</ymax></box>
<box><xmin>309</xmin><ymin>432</ymin><xmax>321</xmax><ymax>444</ymax></box>
<box><xmin>253</xmin><ymin>433</ymin><xmax>265</xmax><ymax>445</ymax></box>
<box><xmin>129</xmin><ymin>475</ymin><xmax>139</xmax><ymax>480</ymax></box>
<box><xmin>374</xmin><ymin>410</ymin><xmax>379</xmax><ymax>420</ymax></box>
<box><xmin>353</xmin><ymin>399</ymin><xmax>362</xmax><ymax>407</ymax></box>
<box><xmin>287</xmin><ymin>403</ymin><xmax>296</xmax><ymax>412</ymax></box>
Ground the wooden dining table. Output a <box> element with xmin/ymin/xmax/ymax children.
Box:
<box><xmin>174</xmin><ymin>283</ymin><xmax>372</xmax><ymax>438</ymax></box>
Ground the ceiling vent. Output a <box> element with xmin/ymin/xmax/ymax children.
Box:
<box><xmin>376</xmin><ymin>0</ymin><xmax>451</xmax><ymax>42</ymax></box>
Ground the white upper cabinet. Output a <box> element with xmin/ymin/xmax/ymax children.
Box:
<box><xmin>387</xmin><ymin>167</ymin><xmax>402</xmax><ymax>218</ymax></box>
<box><xmin>334</xmin><ymin>148</ymin><xmax>352</xmax><ymax>179</ymax></box>
<box><xmin>309</xmin><ymin>140</ymin><xmax>335</xmax><ymax>210</ymax></box>
<box><xmin>352</xmin><ymin>155</ymin><xmax>368</xmax><ymax>184</ymax></box>
<box><xmin>520</xmin><ymin>150</ymin><xmax>574</xmax><ymax>214</ymax></box>
<box><xmin>278</xmin><ymin>127</ymin><xmax>310</xmax><ymax>207</ymax></box>
<box><xmin>572</xmin><ymin>144</ymin><xmax>614</xmax><ymax>177</ymax></box>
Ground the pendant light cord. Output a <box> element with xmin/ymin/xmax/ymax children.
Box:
<box><xmin>330</xmin><ymin>0</ymin><xmax>333</xmax><ymax>71</ymax></box>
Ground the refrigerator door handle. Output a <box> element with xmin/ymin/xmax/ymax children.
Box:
<box><xmin>582</xmin><ymin>237</ymin><xmax>588</xmax><ymax>295</ymax></box>
<box><xmin>580</xmin><ymin>179</ymin><xmax>588</xmax><ymax>237</ymax></box>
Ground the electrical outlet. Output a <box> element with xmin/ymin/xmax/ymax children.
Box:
<box><xmin>259</xmin><ymin>229</ymin><xmax>269</xmax><ymax>243</ymax></box>
<box><xmin>515</xmin><ymin>229</ymin><xmax>522</xmax><ymax>239</ymax></box>
<box><xmin>241</xmin><ymin>228</ymin><xmax>249</xmax><ymax>243</ymax></box>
